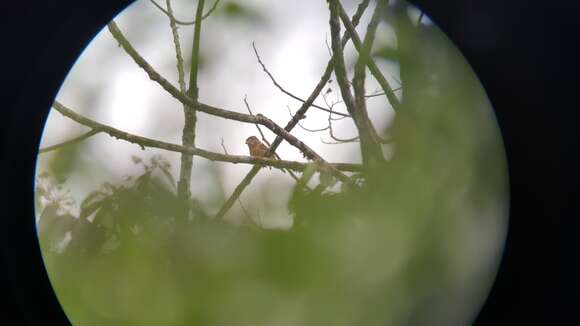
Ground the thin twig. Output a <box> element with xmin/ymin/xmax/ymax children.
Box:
<box><xmin>325</xmin><ymin>33</ymin><xmax>333</xmax><ymax>57</ymax></box>
<box><xmin>236</xmin><ymin>198</ymin><xmax>255</xmax><ymax>224</ymax></box>
<box><xmin>252</xmin><ymin>42</ymin><xmax>351</xmax><ymax>118</ymax></box>
<box><xmin>220</xmin><ymin>137</ymin><xmax>228</xmax><ymax>154</ymax></box>
<box><xmin>321</xmin><ymin>91</ymin><xmax>392</xmax><ymax>145</ymax></box>
<box><xmin>321</xmin><ymin>137</ymin><xmax>359</xmax><ymax>145</ymax></box>
<box><xmin>150</xmin><ymin>0</ymin><xmax>220</xmax><ymax>26</ymax></box>
<box><xmin>286</xmin><ymin>106</ymin><xmax>329</xmax><ymax>133</ymax></box>
<box><xmin>38</xmin><ymin>129</ymin><xmax>100</xmax><ymax>154</ymax></box>
<box><xmin>365</xmin><ymin>86</ymin><xmax>402</xmax><ymax>98</ymax></box>
<box><xmin>321</xmin><ymin>92</ymin><xmax>357</xmax><ymax>142</ymax></box>
<box><xmin>337</xmin><ymin>1</ymin><xmax>401</xmax><ymax>112</ymax></box>
<box><xmin>243</xmin><ymin>95</ymin><xmax>268</xmax><ymax>146</ymax></box>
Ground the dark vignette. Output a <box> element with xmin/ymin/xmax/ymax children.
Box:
<box><xmin>0</xmin><ymin>0</ymin><xmax>579</xmax><ymax>324</ymax></box>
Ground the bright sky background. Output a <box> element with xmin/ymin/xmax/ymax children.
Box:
<box><xmin>37</xmin><ymin>0</ymin><xmax>431</xmax><ymax>223</ymax></box>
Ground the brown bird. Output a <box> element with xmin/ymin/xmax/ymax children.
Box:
<box><xmin>246</xmin><ymin>136</ymin><xmax>291</xmax><ymax>175</ymax></box>
<box><xmin>245</xmin><ymin>136</ymin><xmax>272</xmax><ymax>158</ymax></box>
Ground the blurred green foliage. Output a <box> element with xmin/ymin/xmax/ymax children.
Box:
<box><xmin>220</xmin><ymin>2</ymin><xmax>262</xmax><ymax>21</ymax></box>
<box><xmin>35</xmin><ymin>1</ymin><xmax>508</xmax><ymax>325</ymax></box>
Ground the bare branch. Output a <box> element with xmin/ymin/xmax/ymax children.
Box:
<box><xmin>252</xmin><ymin>42</ymin><xmax>351</xmax><ymax>118</ymax></box>
<box><xmin>329</xmin><ymin>0</ymin><xmax>387</xmax><ymax>165</ymax></box>
<box><xmin>329</xmin><ymin>0</ymin><xmax>358</xmax><ymax>122</ymax></box>
<box><xmin>150</xmin><ymin>0</ymin><xmax>220</xmax><ymax>26</ymax></box>
<box><xmin>365</xmin><ymin>86</ymin><xmax>402</xmax><ymax>98</ymax></box>
<box><xmin>337</xmin><ymin>1</ymin><xmax>401</xmax><ymax>112</ymax></box>
<box><xmin>321</xmin><ymin>91</ymin><xmax>357</xmax><ymax>142</ymax></box>
<box><xmin>38</xmin><ymin>129</ymin><xmax>100</xmax><ymax>154</ymax></box>
<box><xmin>286</xmin><ymin>106</ymin><xmax>329</xmax><ymax>133</ymax></box>
<box><xmin>52</xmin><ymin>101</ymin><xmax>362</xmax><ymax>173</ymax></box>
<box><xmin>351</xmin><ymin>0</ymin><xmax>387</xmax><ymax>164</ymax></box>
<box><xmin>321</xmin><ymin>87</ymin><xmax>392</xmax><ymax>146</ymax></box>
<box><xmin>321</xmin><ymin>137</ymin><xmax>359</xmax><ymax>145</ymax></box>
<box><xmin>325</xmin><ymin>33</ymin><xmax>333</xmax><ymax>57</ymax></box>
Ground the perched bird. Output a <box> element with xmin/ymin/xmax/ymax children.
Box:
<box><xmin>246</xmin><ymin>135</ymin><xmax>288</xmax><ymax>173</ymax></box>
<box><xmin>245</xmin><ymin>136</ymin><xmax>272</xmax><ymax>158</ymax></box>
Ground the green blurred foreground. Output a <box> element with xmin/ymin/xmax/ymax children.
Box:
<box><xmin>36</xmin><ymin>100</ymin><xmax>507</xmax><ymax>325</ymax></box>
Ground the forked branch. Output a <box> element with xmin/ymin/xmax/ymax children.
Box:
<box><xmin>337</xmin><ymin>1</ymin><xmax>401</xmax><ymax>112</ymax></box>
<box><xmin>150</xmin><ymin>0</ymin><xmax>220</xmax><ymax>26</ymax></box>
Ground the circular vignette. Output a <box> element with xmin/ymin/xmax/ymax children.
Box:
<box><xmin>2</xmin><ymin>1</ymin><xmax>524</xmax><ymax>324</ymax></box>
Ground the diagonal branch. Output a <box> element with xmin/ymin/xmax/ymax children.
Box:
<box><xmin>52</xmin><ymin>101</ymin><xmax>362</xmax><ymax>173</ymax></box>
<box><xmin>329</xmin><ymin>0</ymin><xmax>357</xmax><ymax>121</ymax></box>
<box><xmin>38</xmin><ymin>129</ymin><xmax>100</xmax><ymax>154</ymax></box>
<box><xmin>351</xmin><ymin>0</ymin><xmax>387</xmax><ymax>165</ymax></box>
<box><xmin>213</xmin><ymin>0</ymin><xmax>372</xmax><ymax>220</ymax></box>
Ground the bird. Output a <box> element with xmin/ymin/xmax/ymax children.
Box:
<box><xmin>246</xmin><ymin>136</ymin><xmax>294</xmax><ymax>175</ymax></box>
<box><xmin>245</xmin><ymin>136</ymin><xmax>272</xmax><ymax>158</ymax></box>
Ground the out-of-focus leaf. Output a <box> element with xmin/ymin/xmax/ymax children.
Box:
<box><xmin>374</xmin><ymin>46</ymin><xmax>400</xmax><ymax>62</ymax></box>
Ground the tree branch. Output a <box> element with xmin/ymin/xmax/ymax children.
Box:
<box><xmin>351</xmin><ymin>0</ymin><xmax>387</xmax><ymax>165</ymax></box>
<box><xmin>38</xmin><ymin>129</ymin><xmax>100</xmax><ymax>154</ymax></box>
<box><xmin>337</xmin><ymin>1</ymin><xmax>401</xmax><ymax>112</ymax></box>
<box><xmin>175</xmin><ymin>0</ymin><xmax>204</xmax><ymax>207</ymax></box>
<box><xmin>52</xmin><ymin>101</ymin><xmax>362</xmax><ymax>173</ymax></box>
<box><xmin>162</xmin><ymin>0</ymin><xmax>196</xmax><ymax>209</ymax></box>
<box><xmin>329</xmin><ymin>0</ymin><xmax>357</xmax><ymax>121</ymax></box>
<box><xmin>150</xmin><ymin>0</ymin><xmax>220</xmax><ymax>26</ymax></box>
